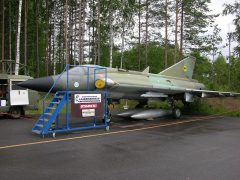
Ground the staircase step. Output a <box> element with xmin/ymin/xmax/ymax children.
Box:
<box><xmin>56</xmin><ymin>92</ymin><xmax>64</xmax><ymax>95</ymax></box>
<box><xmin>55</xmin><ymin>95</ymin><xmax>64</xmax><ymax>99</ymax></box>
<box><xmin>32</xmin><ymin>129</ymin><xmax>42</xmax><ymax>134</ymax></box>
<box><xmin>44</xmin><ymin>113</ymin><xmax>52</xmax><ymax>116</ymax></box>
<box><xmin>39</xmin><ymin>118</ymin><xmax>48</xmax><ymax>122</ymax></box>
<box><xmin>50</xmin><ymin>101</ymin><xmax>60</xmax><ymax>104</ymax></box>
<box><xmin>47</xmin><ymin>107</ymin><xmax>56</xmax><ymax>110</ymax></box>
<box><xmin>33</xmin><ymin>92</ymin><xmax>67</xmax><ymax>135</ymax></box>
<box><xmin>36</xmin><ymin>124</ymin><xmax>44</xmax><ymax>128</ymax></box>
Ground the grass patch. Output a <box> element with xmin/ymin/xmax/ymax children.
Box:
<box><xmin>27</xmin><ymin>96</ymin><xmax>240</xmax><ymax>118</ymax></box>
<box><xmin>26</xmin><ymin>93</ymin><xmax>71</xmax><ymax>115</ymax></box>
<box><xmin>183</xmin><ymin>99</ymin><xmax>240</xmax><ymax>117</ymax></box>
<box><xmin>113</xmin><ymin>100</ymin><xmax>139</xmax><ymax>109</ymax></box>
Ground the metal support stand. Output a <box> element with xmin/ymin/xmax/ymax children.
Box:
<box><xmin>32</xmin><ymin>65</ymin><xmax>109</xmax><ymax>137</ymax></box>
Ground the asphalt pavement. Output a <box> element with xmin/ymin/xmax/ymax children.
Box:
<box><xmin>0</xmin><ymin>115</ymin><xmax>240</xmax><ymax>180</ymax></box>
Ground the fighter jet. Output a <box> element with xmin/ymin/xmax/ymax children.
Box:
<box><xmin>18</xmin><ymin>57</ymin><xmax>240</xmax><ymax>119</ymax></box>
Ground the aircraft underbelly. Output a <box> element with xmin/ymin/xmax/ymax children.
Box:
<box><xmin>109</xmin><ymin>92</ymin><xmax>143</xmax><ymax>100</ymax></box>
<box><xmin>108</xmin><ymin>86</ymin><xmax>144</xmax><ymax>99</ymax></box>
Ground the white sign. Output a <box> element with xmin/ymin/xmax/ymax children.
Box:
<box><xmin>82</xmin><ymin>109</ymin><xmax>95</xmax><ymax>117</ymax></box>
<box><xmin>74</xmin><ymin>94</ymin><xmax>101</xmax><ymax>104</ymax></box>
<box><xmin>10</xmin><ymin>90</ymin><xmax>29</xmax><ymax>106</ymax></box>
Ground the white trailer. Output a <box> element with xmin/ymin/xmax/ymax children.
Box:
<box><xmin>0</xmin><ymin>74</ymin><xmax>39</xmax><ymax>118</ymax></box>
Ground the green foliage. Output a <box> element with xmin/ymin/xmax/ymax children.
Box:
<box><xmin>191</xmin><ymin>51</ymin><xmax>212</xmax><ymax>88</ymax></box>
<box><xmin>147</xmin><ymin>43</ymin><xmax>165</xmax><ymax>73</ymax></box>
<box><xmin>113</xmin><ymin>99</ymin><xmax>139</xmax><ymax>109</ymax></box>
<box><xmin>223</xmin><ymin>2</ymin><xmax>240</xmax><ymax>55</ymax></box>
<box><xmin>183</xmin><ymin>0</ymin><xmax>218</xmax><ymax>51</ymax></box>
<box><xmin>183</xmin><ymin>99</ymin><xmax>225</xmax><ymax>115</ymax></box>
<box><xmin>191</xmin><ymin>51</ymin><xmax>240</xmax><ymax>93</ymax></box>
<box><xmin>101</xmin><ymin>42</ymin><xmax>175</xmax><ymax>72</ymax></box>
<box><xmin>183</xmin><ymin>99</ymin><xmax>240</xmax><ymax>117</ymax></box>
<box><xmin>229</xmin><ymin>57</ymin><xmax>240</xmax><ymax>91</ymax></box>
<box><xmin>147</xmin><ymin>101</ymin><xmax>169</xmax><ymax>109</ymax></box>
<box><xmin>212</xmin><ymin>55</ymin><xmax>229</xmax><ymax>91</ymax></box>
<box><xmin>148</xmin><ymin>100</ymin><xmax>184</xmax><ymax>109</ymax></box>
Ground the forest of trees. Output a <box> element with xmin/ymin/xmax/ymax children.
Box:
<box><xmin>0</xmin><ymin>0</ymin><xmax>240</xmax><ymax>91</ymax></box>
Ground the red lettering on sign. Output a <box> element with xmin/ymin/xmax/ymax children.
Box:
<box><xmin>80</xmin><ymin>104</ymin><xmax>98</xmax><ymax>109</ymax></box>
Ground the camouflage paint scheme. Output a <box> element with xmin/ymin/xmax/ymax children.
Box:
<box><xmin>18</xmin><ymin>57</ymin><xmax>240</xmax><ymax>103</ymax></box>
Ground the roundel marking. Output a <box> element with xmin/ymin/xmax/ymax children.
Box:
<box><xmin>95</xmin><ymin>79</ymin><xmax>105</xmax><ymax>89</ymax></box>
<box><xmin>183</xmin><ymin>65</ymin><xmax>187</xmax><ymax>72</ymax></box>
<box><xmin>74</xmin><ymin>82</ymin><xmax>79</xmax><ymax>88</ymax></box>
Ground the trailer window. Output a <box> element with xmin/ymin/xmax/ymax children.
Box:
<box><xmin>12</xmin><ymin>81</ymin><xmax>27</xmax><ymax>90</ymax></box>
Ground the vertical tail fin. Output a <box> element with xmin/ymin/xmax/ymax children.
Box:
<box><xmin>159</xmin><ymin>56</ymin><xmax>196</xmax><ymax>79</ymax></box>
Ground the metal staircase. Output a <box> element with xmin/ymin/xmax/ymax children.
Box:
<box><xmin>32</xmin><ymin>64</ymin><xmax>109</xmax><ymax>137</ymax></box>
<box><xmin>32</xmin><ymin>92</ymin><xmax>67</xmax><ymax>135</ymax></box>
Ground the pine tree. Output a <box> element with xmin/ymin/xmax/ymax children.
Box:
<box><xmin>180</xmin><ymin>0</ymin><xmax>217</xmax><ymax>55</ymax></box>
<box><xmin>223</xmin><ymin>1</ymin><xmax>240</xmax><ymax>55</ymax></box>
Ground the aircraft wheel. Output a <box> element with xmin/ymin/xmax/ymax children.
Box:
<box><xmin>136</xmin><ymin>100</ymin><xmax>147</xmax><ymax>108</ymax></box>
<box><xmin>105</xmin><ymin>108</ymin><xmax>111</xmax><ymax>125</ymax></box>
<box><xmin>9</xmin><ymin>107</ymin><xmax>22</xmax><ymax>119</ymax></box>
<box><xmin>173</xmin><ymin>108</ymin><xmax>181</xmax><ymax>119</ymax></box>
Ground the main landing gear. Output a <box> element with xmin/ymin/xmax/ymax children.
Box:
<box><xmin>172</xmin><ymin>108</ymin><xmax>181</xmax><ymax>119</ymax></box>
<box><xmin>106</xmin><ymin>99</ymin><xmax>114</xmax><ymax>126</ymax></box>
<box><xmin>168</xmin><ymin>98</ymin><xmax>181</xmax><ymax>119</ymax></box>
<box><xmin>135</xmin><ymin>100</ymin><xmax>148</xmax><ymax>108</ymax></box>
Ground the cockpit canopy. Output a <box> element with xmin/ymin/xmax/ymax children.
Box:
<box><xmin>65</xmin><ymin>65</ymin><xmax>106</xmax><ymax>76</ymax></box>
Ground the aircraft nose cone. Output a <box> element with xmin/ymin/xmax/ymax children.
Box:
<box><xmin>17</xmin><ymin>77</ymin><xmax>54</xmax><ymax>92</ymax></box>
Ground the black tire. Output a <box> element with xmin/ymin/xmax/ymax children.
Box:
<box><xmin>173</xmin><ymin>108</ymin><xmax>181</xmax><ymax>119</ymax></box>
<box><xmin>182</xmin><ymin>101</ymin><xmax>191</xmax><ymax>108</ymax></box>
<box><xmin>9</xmin><ymin>107</ymin><xmax>22</xmax><ymax>119</ymax></box>
<box><xmin>136</xmin><ymin>101</ymin><xmax>148</xmax><ymax>108</ymax></box>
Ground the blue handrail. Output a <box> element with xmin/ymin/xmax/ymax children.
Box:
<box><xmin>35</xmin><ymin>64</ymin><xmax>109</xmax><ymax>135</ymax></box>
<box><xmin>41</xmin><ymin>64</ymin><xmax>109</xmax><ymax>121</ymax></box>
<box><xmin>42</xmin><ymin>66</ymin><xmax>67</xmax><ymax>115</ymax></box>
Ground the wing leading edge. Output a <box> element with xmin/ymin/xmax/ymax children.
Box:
<box><xmin>115</xmin><ymin>83</ymin><xmax>240</xmax><ymax>99</ymax></box>
<box><xmin>186</xmin><ymin>89</ymin><xmax>240</xmax><ymax>98</ymax></box>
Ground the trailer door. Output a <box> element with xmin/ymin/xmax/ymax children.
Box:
<box><xmin>10</xmin><ymin>80</ymin><xmax>29</xmax><ymax>105</ymax></box>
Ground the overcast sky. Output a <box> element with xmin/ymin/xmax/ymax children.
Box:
<box><xmin>209</xmin><ymin>0</ymin><xmax>236</xmax><ymax>59</ymax></box>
